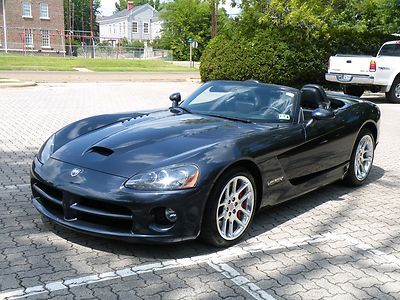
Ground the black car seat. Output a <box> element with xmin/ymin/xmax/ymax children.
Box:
<box><xmin>300</xmin><ymin>84</ymin><xmax>330</xmax><ymax>110</ymax></box>
<box><xmin>234</xmin><ymin>93</ymin><xmax>259</xmax><ymax>113</ymax></box>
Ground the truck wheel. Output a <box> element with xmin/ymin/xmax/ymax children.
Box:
<box><xmin>343</xmin><ymin>86</ymin><xmax>364</xmax><ymax>98</ymax></box>
<box><xmin>386</xmin><ymin>78</ymin><xmax>400</xmax><ymax>103</ymax></box>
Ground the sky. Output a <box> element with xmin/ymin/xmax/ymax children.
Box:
<box><xmin>99</xmin><ymin>0</ymin><xmax>241</xmax><ymax>17</ymax></box>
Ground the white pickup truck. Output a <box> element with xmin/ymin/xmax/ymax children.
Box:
<box><xmin>325</xmin><ymin>40</ymin><xmax>400</xmax><ymax>103</ymax></box>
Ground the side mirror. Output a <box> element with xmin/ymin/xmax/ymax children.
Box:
<box><xmin>312</xmin><ymin>108</ymin><xmax>335</xmax><ymax>120</ymax></box>
<box><xmin>169</xmin><ymin>92</ymin><xmax>181</xmax><ymax>108</ymax></box>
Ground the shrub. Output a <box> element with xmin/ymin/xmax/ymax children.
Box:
<box><xmin>200</xmin><ymin>26</ymin><xmax>392</xmax><ymax>87</ymax></box>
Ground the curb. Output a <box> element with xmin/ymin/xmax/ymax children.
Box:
<box><xmin>0</xmin><ymin>71</ymin><xmax>200</xmax><ymax>83</ymax></box>
<box><xmin>0</xmin><ymin>79</ymin><xmax>37</xmax><ymax>88</ymax></box>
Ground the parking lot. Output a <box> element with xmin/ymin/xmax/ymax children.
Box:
<box><xmin>1</xmin><ymin>82</ymin><xmax>400</xmax><ymax>300</ymax></box>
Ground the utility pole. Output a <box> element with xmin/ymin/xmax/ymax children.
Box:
<box><xmin>71</xmin><ymin>2</ymin><xmax>74</xmax><ymax>33</ymax></box>
<box><xmin>81</xmin><ymin>2</ymin><xmax>84</xmax><ymax>39</ymax></box>
<box><xmin>67</xmin><ymin>0</ymin><xmax>72</xmax><ymax>56</ymax></box>
<box><xmin>211</xmin><ymin>0</ymin><xmax>217</xmax><ymax>38</ymax></box>
<box><xmin>90</xmin><ymin>0</ymin><xmax>94</xmax><ymax>58</ymax></box>
<box><xmin>2</xmin><ymin>0</ymin><xmax>8</xmax><ymax>53</ymax></box>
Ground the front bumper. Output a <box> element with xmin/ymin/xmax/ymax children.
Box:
<box><xmin>31</xmin><ymin>157</ymin><xmax>209</xmax><ymax>243</ymax></box>
<box><xmin>325</xmin><ymin>73</ymin><xmax>375</xmax><ymax>85</ymax></box>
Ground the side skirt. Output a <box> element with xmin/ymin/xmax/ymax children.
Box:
<box><xmin>260</xmin><ymin>162</ymin><xmax>349</xmax><ymax>207</ymax></box>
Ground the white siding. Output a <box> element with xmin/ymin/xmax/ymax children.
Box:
<box><xmin>98</xmin><ymin>5</ymin><xmax>162</xmax><ymax>43</ymax></box>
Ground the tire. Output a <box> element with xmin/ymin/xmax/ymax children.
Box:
<box><xmin>385</xmin><ymin>77</ymin><xmax>400</xmax><ymax>103</ymax></box>
<box><xmin>200</xmin><ymin>168</ymin><xmax>257</xmax><ymax>247</ymax></box>
<box><xmin>343</xmin><ymin>85</ymin><xmax>365</xmax><ymax>98</ymax></box>
<box><xmin>343</xmin><ymin>129</ymin><xmax>375</xmax><ymax>186</ymax></box>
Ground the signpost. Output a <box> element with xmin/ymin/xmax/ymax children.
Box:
<box><xmin>188</xmin><ymin>38</ymin><xmax>198</xmax><ymax>68</ymax></box>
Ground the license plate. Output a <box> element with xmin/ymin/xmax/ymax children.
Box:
<box><xmin>337</xmin><ymin>74</ymin><xmax>352</xmax><ymax>82</ymax></box>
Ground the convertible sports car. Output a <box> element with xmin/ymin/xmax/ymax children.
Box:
<box><xmin>31</xmin><ymin>81</ymin><xmax>380</xmax><ymax>246</ymax></box>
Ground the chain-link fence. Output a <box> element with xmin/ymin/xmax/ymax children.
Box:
<box><xmin>0</xmin><ymin>27</ymin><xmax>172</xmax><ymax>60</ymax></box>
<box><xmin>72</xmin><ymin>45</ymin><xmax>172</xmax><ymax>60</ymax></box>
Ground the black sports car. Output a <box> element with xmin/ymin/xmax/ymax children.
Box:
<box><xmin>31</xmin><ymin>81</ymin><xmax>380</xmax><ymax>246</ymax></box>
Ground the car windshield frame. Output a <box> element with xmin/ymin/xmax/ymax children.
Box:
<box><xmin>180</xmin><ymin>81</ymin><xmax>300</xmax><ymax>124</ymax></box>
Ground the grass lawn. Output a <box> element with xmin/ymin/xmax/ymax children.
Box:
<box><xmin>0</xmin><ymin>54</ymin><xmax>194</xmax><ymax>72</ymax></box>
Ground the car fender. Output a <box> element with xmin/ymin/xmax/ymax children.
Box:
<box><xmin>348</xmin><ymin>102</ymin><xmax>380</xmax><ymax>158</ymax></box>
<box><xmin>195</xmin><ymin>138</ymin><xmax>264</xmax><ymax>203</ymax></box>
<box><xmin>386</xmin><ymin>71</ymin><xmax>400</xmax><ymax>92</ymax></box>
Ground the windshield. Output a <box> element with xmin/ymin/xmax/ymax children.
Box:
<box><xmin>181</xmin><ymin>81</ymin><xmax>297</xmax><ymax>123</ymax></box>
<box><xmin>379</xmin><ymin>44</ymin><xmax>400</xmax><ymax>57</ymax></box>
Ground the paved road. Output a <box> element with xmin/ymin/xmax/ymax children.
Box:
<box><xmin>0</xmin><ymin>84</ymin><xmax>400</xmax><ymax>299</ymax></box>
<box><xmin>0</xmin><ymin>71</ymin><xmax>201</xmax><ymax>83</ymax></box>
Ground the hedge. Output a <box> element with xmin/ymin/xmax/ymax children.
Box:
<box><xmin>200</xmin><ymin>26</ymin><xmax>393</xmax><ymax>88</ymax></box>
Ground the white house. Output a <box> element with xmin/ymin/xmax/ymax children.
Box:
<box><xmin>97</xmin><ymin>2</ymin><xmax>162</xmax><ymax>45</ymax></box>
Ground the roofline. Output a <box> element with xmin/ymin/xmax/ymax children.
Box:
<box><xmin>97</xmin><ymin>16</ymin><xmax>127</xmax><ymax>24</ymax></box>
<box><xmin>97</xmin><ymin>4</ymin><xmax>159</xmax><ymax>24</ymax></box>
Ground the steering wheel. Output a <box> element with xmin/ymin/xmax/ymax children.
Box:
<box><xmin>260</xmin><ymin>106</ymin><xmax>282</xmax><ymax>116</ymax></box>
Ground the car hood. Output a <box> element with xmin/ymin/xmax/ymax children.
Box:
<box><xmin>52</xmin><ymin>110</ymin><xmax>262</xmax><ymax>178</ymax></box>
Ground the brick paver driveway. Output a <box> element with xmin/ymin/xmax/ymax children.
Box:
<box><xmin>1</xmin><ymin>83</ymin><xmax>399</xmax><ymax>300</ymax></box>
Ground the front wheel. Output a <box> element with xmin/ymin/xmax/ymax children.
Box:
<box><xmin>343</xmin><ymin>85</ymin><xmax>365</xmax><ymax>98</ymax></box>
<box><xmin>201</xmin><ymin>168</ymin><xmax>257</xmax><ymax>247</ymax></box>
<box><xmin>343</xmin><ymin>129</ymin><xmax>375</xmax><ymax>186</ymax></box>
<box><xmin>385</xmin><ymin>77</ymin><xmax>400</xmax><ymax>103</ymax></box>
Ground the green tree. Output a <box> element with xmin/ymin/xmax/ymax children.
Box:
<box><xmin>241</xmin><ymin>0</ymin><xmax>400</xmax><ymax>35</ymax></box>
<box><xmin>63</xmin><ymin>0</ymin><xmax>101</xmax><ymax>36</ymax></box>
<box><xmin>115</xmin><ymin>0</ymin><xmax>161</xmax><ymax>11</ymax></box>
<box><xmin>200</xmin><ymin>0</ymin><xmax>395</xmax><ymax>86</ymax></box>
<box><xmin>160</xmin><ymin>0</ymin><xmax>228</xmax><ymax>60</ymax></box>
<box><xmin>115</xmin><ymin>0</ymin><xmax>127</xmax><ymax>11</ymax></box>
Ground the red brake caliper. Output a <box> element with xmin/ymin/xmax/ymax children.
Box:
<box><xmin>237</xmin><ymin>190</ymin><xmax>244</xmax><ymax>219</ymax></box>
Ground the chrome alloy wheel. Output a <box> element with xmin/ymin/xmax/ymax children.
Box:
<box><xmin>395</xmin><ymin>83</ymin><xmax>400</xmax><ymax>99</ymax></box>
<box><xmin>354</xmin><ymin>135</ymin><xmax>374</xmax><ymax>181</ymax></box>
<box><xmin>216</xmin><ymin>176</ymin><xmax>255</xmax><ymax>240</ymax></box>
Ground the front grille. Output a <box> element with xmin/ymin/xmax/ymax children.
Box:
<box><xmin>32</xmin><ymin>180</ymin><xmax>134</xmax><ymax>232</ymax></box>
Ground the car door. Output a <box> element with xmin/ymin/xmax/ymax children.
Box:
<box><xmin>279</xmin><ymin>108</ymin><xmax>350</xmax><ymax>182</ymax></box>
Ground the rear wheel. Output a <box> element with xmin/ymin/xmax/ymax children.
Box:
<box><xmin>385</xmin><ymin>77</ymin><xmax>400</xmax><ymax>103</ymax></box>
<box><xmin>343</xmin><ymin>129</ymin><xmax>375</xmax><ymax>186</ymax></box>
<box><xmin>343</xmin><ymin>85</ymin><xmax>365</xmax><ymax>98</ymax></box>
<box><xmin>201</xmin><ymin>168</ymin><xmax>257</xmax><ymax>247</ymax></box>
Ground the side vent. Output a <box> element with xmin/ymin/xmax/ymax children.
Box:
<box><xmin>87</xmin><ymin>146</ymin><xmax>114</xmax><ymax>157</ymax></box>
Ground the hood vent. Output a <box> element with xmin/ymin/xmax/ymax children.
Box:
<box><xmin>87</xmin><ymin>146</ymin><xmax>114</xmax><ymax>157</ymax></box>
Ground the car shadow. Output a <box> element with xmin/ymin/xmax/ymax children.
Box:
<box><xmin>40</xmin><ymin>165</ymin><xmax>385</xmax><ymax>259</ymax></box>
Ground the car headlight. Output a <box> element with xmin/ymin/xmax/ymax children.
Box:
<box><xmin>38</xmin><ymin>134</ymin><xmax>55</xmax><ymax>164</ymax></box>
<box><xmin>125</xmin><ymin>165</ymin><xmax>200</xmax><ymax>191</ymax></box>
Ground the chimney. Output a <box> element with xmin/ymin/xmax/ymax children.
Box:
<box><xmin>127</xmin><ymin>1</ymin><xmax>134</xmax><ymax>10</ymax></box>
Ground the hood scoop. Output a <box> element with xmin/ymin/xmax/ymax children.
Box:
<box><xmin>86</xmin><ymin>146</ymin><xmax>114</xmax><ymax>157</ymax></box>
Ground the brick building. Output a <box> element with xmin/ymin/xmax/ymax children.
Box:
<box><xmin>0</xmin><ymin>0</ymin><xmax>65</xmax><ymax>53</ymax></box>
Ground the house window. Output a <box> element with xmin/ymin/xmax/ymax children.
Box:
<box><xmin>41</xmin><ymin>30</ymin><xmax>50</xmax><ymax>47</ymax></box>
<box><xmin>109</xmin><ymin>25</ymin><xmax>111</xmax><ymax>34</ymax></box>
<box><xmin>113</xmin><ymin>24</ymin><xmax>115</xmax><ymax>33</ymax></box>
<box><xmin>123</xmin><ymin>22</ymin><xmax>125</xmax><ymax>34</ymax></box>
<box><xmin>119</xmin><ymin>23</ymin><xmax>122</xmax><ymax>34</ymax></box>
<box><xmin>25</xmin><ymin>29</ymin><xmax>33</xmax><ymax>47</ymax></box>
<box><xmin>132</xmin><ymin>22</ymin><xmax>138</xmax><ymax>33</ymax></box>
<box><xmin>22</xmin><ymin>2</ymin><xmax>32</xmax><ymax>17</ymax></box>
<box><xmin>143</xmin><ymin>22</ymin><xmax>149</xmax><ymax>34</ymax></box>
<box><xmin>40</xmin><ymin>3</ymin><xmax>49</xmax><ymax>19</ymax></box>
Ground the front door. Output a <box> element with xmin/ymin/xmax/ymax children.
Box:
<box><xmin>279</xmin><ymin>109</ymin><xmax>351</xmax><ymax>182</ymax></box>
